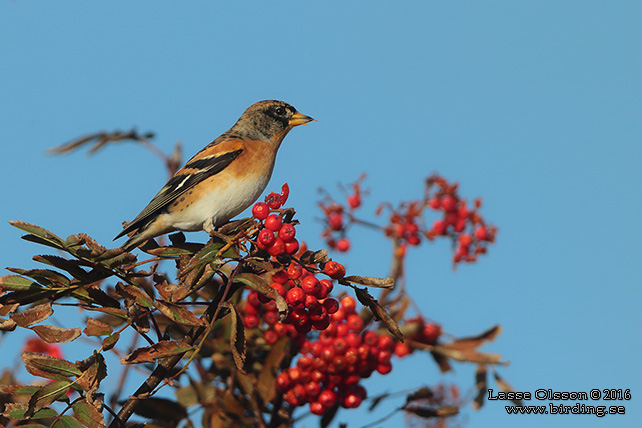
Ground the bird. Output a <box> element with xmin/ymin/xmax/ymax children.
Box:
<box><xmin>115</xmin><ymin>100</ymin><xmax>314</xmax><ymax>251</ymax></box>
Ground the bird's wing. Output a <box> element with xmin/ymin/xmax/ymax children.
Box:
<box><xmin>115</xmin><ymin>146</ymin><xmax>243</xmax><ymax>240</ymax></box>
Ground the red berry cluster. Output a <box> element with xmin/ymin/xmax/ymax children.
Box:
<box><xmin>381</xmin><ymin>200</ymin><xmax>423</xmax><ymax>253</ymax></box>
<box><xmin>251</xmin><ymin>183</ymin><xmax>300</xmax><ymax>257</ymax></box>
<box><xmin>319</xmin><ymin>176</ymin><xmax>366</xmax><ymax>253</ymax></box>
<box><xmin>393</xmin><ymin>317</ymin><xmax>442</xmax><ymax>358</ymax></box>
<box><xmin>423</xmin><ymin>174</ymin><xmax>497</xmax><ymax>264</ymax></box>
<box><xmin>276</xmin><ymin>296</ymin><xmax>396</xmax><ymax>414</ymax></box>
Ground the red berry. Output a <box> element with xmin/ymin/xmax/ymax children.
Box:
<box><xmin>458</xmin><ymin>233</ymin><xmax>472</xmax><ymax>246</ymax></box>
<box><xmin>406</xmin><ymin>233</ymin><xmax>420</xmax><ymax>246</ymax></box>
<box><xmin>327</xmin><ymin>212</ymin><xmax>344</xmax><ymax>231</ymax></box>
<box><xmin>279</xmin><ymin>223</ymin><xmax>296</xmax><ymax>242</ymax></box>
<box><xmin>287</xmin><ymin>263</ymin><xmax>303</xmax><ymax>280</ymax></box>
<box><xmin>265</xmin><ymin>214</ymin><xmax>283</xmax><ymax>231</ymax></box>
<box><xmin>441</xmin><ymin>195</ymin><xmax>457</xmax><ymax>212</ymax></box>
<box><xmin>324</xmin><ymin>261</ymin><xmax>345</xmax><ymax>279</ymax></box>
<box><xmin>264</xmin><ymin>329</ymin><xmax>279</xmax><ymax>345</ymax></box>
<box><xmin>377</xmin><ymin>334</ymin><xmax>394</xmax><ymax>351</ymax></box>
<box><xmin>312</xmin><ymin>316</ymin><xmax>330</xmax><ymax>330</ymax></box>
<box><xmin>305</xmin><ymin>294</ymin><xmax>319</xmax><ymax>310</ymax></box>
<box><xmin>428</xmin><ymin>197</ymin><xmax>441</xmax><ymax>210</ymax></box>
<box><xmin>286</xmin><ymin>287</ymin><xmax>306</xmax><ymax>307</ymax></box>
<box><xmin>394</xmin><ymin>342</ymin><xmax>412</xmax><ymax>357</ymax></box>
<box><xmin>266</xmin><ymin>192</ymin><xmax>282</xmax><ymax>209</ymax></box>
<box><xmin>340</xmin><ymin>296</ymin><xmax>357</xmax><ymax>313</ymax></box>
<box><xmin>244</xmin><ymin>314</ymin><xmax>259</xmax><ymax>329</ymax></box>
<box><xmin>323</xmin><ymin>298</ymin><xmax>340</xmax><ymax>314</ymax></box>
<box><xmin>263</xmin><ymin>310</ymin><xmax>278</xmax><ymax>326</ymax></box>
<box><xmin>310</xmin><ymin>401</ymin><xmax>325</xmax><ymax>415</ymax></box>
<box><xmin>301</xmin><ymin>276</ymin><xmax>320</xmax><ymax>295</ymax></box>
<box><xmin>318</xmin><ymin>390</ymin><xmax>337</xmax><ymax>408</ymax></box>
<box><xmin>252</xmin><ymin>202</ymin><xmax>270</xmax><ymax>220</ymax></box>
<box><xmin>247</xmin><ymin>291</ymin><xmax>261</xmax><ymax>307</ymax></box>
<box><xmin>422</xmin><ymin>323</ymin><xmax>442</xmax><ymax>344</ymax></box>
<box><xmin>336</xmin><ymin>237</ymin><xmax>351</xmax><ymax>252</ymax></box>
<box><xmin>270</xmin><ymin>282</ymin><xmax>286</xmax><ymax>297</ymax></box>
<box><xmin>272</xmin><ymin>270</ymin><xmax>288</xmax><ymax>284</ymax></box>
<box><xmin>347</xmin><ymin>313</ymin><xmax>364</xmax><ymax>331</ymax></box>
<box><xmin>342</xmin><ymin>392</ymin><xmax>362</xmax><ymax>408</ymax></box>
<box><xmin>276</xmin><ymin>372</ymin><xmax>291</xmax><ymax>392</ymax></box>
<box><xmin>376</xmin><ymin>362</ymin><xmax>392</xmax><ymax>375</ymax></box>
<box><xmin>258</xmin><ymin>229</ymin><xmax>276</xmax><ymax>246</ymax></box>
<box><xmin>305</xmin><ymin>381</ymin><xmax>322</xmax><ymax>400</ymax></box>
<box><xmin>432</xmin><ymin>219</ymin><xmax>447</xmax><ymax>235</ymax></box>
<box><xmin>268</xmin><ymin>238</ymin><xmax>286</xmax><ymax>256</ymax></box>
<box><xmin>284</xmin><ymin>238</ymin><xmax>300</xmax><ymax>255</ymax></box>
<box><xmin>320</xmin><ymin>279</ymin><xmax>334</xmax><ymax>294</ymax></box>
<box><xmin>475</xmin><ymin>226</ymin><xmax>489</xmax><ymax>241</ymax></box>
<box><xmin>348</xmin><ymin>194</ymin><xmax>361</xmax><ymax>209</ymax></box>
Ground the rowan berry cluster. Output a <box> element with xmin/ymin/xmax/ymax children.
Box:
<box><xmin>276</xmin><ymin>295</ymin><xmax>398</xmax><ymax>414</ymax></box>
<box><xmin>319</xmin><ymin>174</ymin><xmax>497</xmax><ymax>266</ymax></box>
<box><xmin>251</xmin><ymin>183</ymin><xmax>300</xmax><ymax>256</ymax></box>
<box><xmin>423</xmin><ymin>174</ymin><xmax>497</xmax><ymax>264</ymax></box>
<box><xmin>319</xmin><ymin>176</ymin><xmax>365</xmax><ymax>253</ymax></box>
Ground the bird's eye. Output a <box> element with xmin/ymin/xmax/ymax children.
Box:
<box><xmin>275</xmin><ymin>107</ymin><xmax>286</xmax><ymax>116</ymax></box>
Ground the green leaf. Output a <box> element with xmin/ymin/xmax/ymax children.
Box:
<box><xmin>10</xmin><ymin>221</ymin><xmax>66</xmax><ymax>251</ymax></box>
<box><xmin>5</xmin><ymin>268</ymin><xmax>71</xmax><ymax>287</ymax></box>
<box><xmin>22</xmin><ymin>353</ymin><xmax>82</xmax><ymax>379</ymax></box>
<box><xmin>0</xmin><ymin>275</ymin><xmax>43</xmax><ymax>292</ymax></box>
<box><xmin>26</xmin><ymin>381</ymin><xmax>72</xmax><ymax>418</ymax></box>
<box><xmin>156</xmin><ymin>301</ymin><xmax>205</xmax><ymax>327</ymax></box>
<box><xmin>4</xmin><ymin>404</ymin><xmax>58</xmax><ymax>420</ymax></box>
<box><xmin>122</xmin><ymin>340</ymin><xmax>192</xmax><ymax>364</ymax></box>
<box><xmin>102</xmin><ymin>332</ymin><xmax>120</xmax><ymax>351</ymax></box>
<box><xmin>72</xmin><ymin>400</ymin><xmax>104</xmax><ymax>427</ymax></box>
<box><xmin>51</xmin><ymin>415</ymin><xmax>84</xmax><ymax>428</ymax></box>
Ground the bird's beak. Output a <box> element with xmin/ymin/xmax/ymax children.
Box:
<box><xmin>289</xmin><ymin>112</ymin><xmax>316</xmax><ymax>126</ymax></box>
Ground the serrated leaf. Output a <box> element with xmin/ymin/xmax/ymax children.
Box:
<box><xmin>223</xmin><ymin>302</ymin><xmax>245</xmax><ymax>373</ymax></box>
<box><xmin>0</xmin><ymin>288</ymin><xmax>57</xmax><ymax>306</ymax></box>
<box><xmin>10</xmin><ymin>221</ymin><xmax>65</xmax><ymax>251</ymax></box>
<box><xmin>299</xmin><ymin>249</ymin><xmax>329</xmax><ymax>265</ymax></box>
<box><xmin>122</xmin><ymin>340</ymin><xmax>192</xmax><ymax>364</ymax></box>
<box><xmin>4</xmin><ymin>404</ymin><xmax>58</xmax><ymax>420</ymax></box>
<box><xmin>72</xmin><ymin>400</ymin><xmax>104</xmax><ymax>427</ymax></box>
<box><xmin>11</xmin><ymin>303</ymin><xmax>53</xmax><ymax>327</ymax></box>
<box><xmin>75</xmin><ymin>353</ymin><xmax>107</xmax><ymax>392</ymax></box>
<box><xmin>425</xmin><ymin>343</ymin><xmax>503</xmax><ymax>365</ymax></box>
<box><xmin>353</xmin><ymin>287</ymin><xmax>403</xmax><ymax>341</ymax></box>
<box><xmin>0</xmin><ymin>318</ymin><xmax>17</xmax><ymax>331</ymax></box>
<box><xmin>51</xmin><ymin>415</ymin><xmax>84</xmax><ymax>428</ymax></box>
<box><xmin>5</xmin><ymin>268</ymin><xmax>71</xmax><ymax>287</ymax></box>
<box><xmin>32</xmin><ymin>325</ymin><xmax>81</xmax><ymax>344</ymax></box>
<box><xmin>26</xmin><ymin>381</ymin><xmax>72</xmax><ymax>418</ymax></box>
<box><xmin>0</xmin><ymin>275</ymin><xmax>43</xmax><ymax>292</ymax></box>
<box><xmin>403</xmin><ymin>405</ymin><xmax>459</xmax><ymax>418</ymax></box>
<box><xmin>342</xmin><ymin>275</ymin><xmax>394</xmax><ymax>289</ymax></box>
<box><xmin>450</xmin><ymin>325</ymin><xmax>502</xmax><ymax>350</ymax></box>
<box><xmin>0</xmin><ymin>302</ymin><xmax>20</xmax><ymax>316</ymax></box>
<box><xmin>473</xmin><ymin>364</ymin><xmax>487</xmax><ymax>410</ymax></box>
<box><xmin>83</xmin><ymin>318</ymin><xmax>113</xmax><ymax>337</ymax></box>
<box><xmin>234</xmin><ymin>273</ymin><xmax>287</xmax><ymax>317</ymax></box>
<box><xmin>83</xmin><ymin>306</ymin><xmax>128</xmax><ymax>320</ymax></box>
<box><xmin>22</xmin><ymin>353</ymin><xmax>82</xmax><ymax>379</ymax></box>
<box><xmin>156</xmin><ymin>301</ymin><xmax>205</xmax><ymax>327</ymax></box>
<box><xmin>0</xmin><ymin>384</ymin><xmax>42</xmax><ymax>395</ymax></box>
<box><xmin>32</xmin><ymin>255</ymin><xmax>90</xmax><ymax>281</ymax></box>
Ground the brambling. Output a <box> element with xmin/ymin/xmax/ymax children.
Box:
<box><xmin>115</xmin><ymin>100</ymin><xmax>314</xmax><ymax>251</ymax></box>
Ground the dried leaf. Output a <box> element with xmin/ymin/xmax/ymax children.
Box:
<box><xmin>342</xmin><ymin>275</ymin><xmax>394</xmax><ymax>289</ymax></box>
<box><xmin>75</xmin><ymin>353</ymin><xmax>107</xmax><ymax>394</ymax></box>
<box><xmin>155</xmin><ymin>282</ymin><xmax>190</xmax><ymax>302</ymax></box>
<box><xmin>223</xmin><ymin>302</ymin><xmax>246</xmax><ymax>373</ymax></box>
<box><xmin>122</xmin><ymin>340</ymin><xmax>192</xmax><ymax>364</ymax></box>
<box><xmin>403</xmin><ymin>405</ymin><xmax>459</xmax><ymax>418</ymax></box>
<box><xmin>0</xmin><ymin>302</ymin><xmax>20</xmax><ymax>316</ymax></box>
<box><xmin>82</xmin><ymin>306</ymin><xmax>128</xmax><ymax>320</ymax></box>
<box><xmin>299</xmin><ymin>249</ymin><xmax>329</xmax><ymax>265</ymax></box>
<box><xmin>406</xmin><ymin>387</ymin><xmax>434</xmax><ymax>404</ymax></box>
<box><xmin>32</xmin><ymin>325</ymin><xmax>81</xmax><ymax>344</ymax></box>
<box><xmin>234</xmin><ymin>273</ymin><xmax>287</xmax><ymax>317</ymax></box>
<box><xmin>450</xmin><ymin>325</ymin><xmax>502</xmax><ymax>350</ymax></box>
<box><xmin>368</xmin><ymin>392</ymin><xmax>391</xmax><ymax>412</ymax></box>
<box><xmin>0</xmin><ymin>384</ymin><xmax>41</xmax><ymax>395</ymax></box>
<box><xmin>11</xmin><ymin>303</ymin><xmax>53</xmax><ymax>327</ymax></box>
<box><xmin>473</xmin><ymin>364</ymin><xmax>487</xmax><ymax>410</ymax></box>
<box><xmin>132</xmin><ymin>398</ymin><xmax>187</xmax><ymax>424</ymax></box>
<box><xmin>102</xmin><ymin>332</ymin><xmax>119</xmax><ymax>351</ymax></box>
<box><xmin>427</xmin><ymin>343</ymin><xmax>503</xmax><ymax>365</ymax></box>
<box><xmin>3</xmin><ymin>403</ymin><xmax>58</xmax><ymax>420</ymax></box>
<box><xmin>353</xmin><ymin>287</ymin><xmax>403</xmax><ymax>340</ymax></box>
<box><xmin>83</xmin><ymin>318</ymin><xmax>113</xmax><ymax>337</ymax></box>
<box><xmin>0</xmin><ymin>318</ymin><xmax>17</xmax><ymax>331</ymax></box>
<box><xmin>493</xmin><ymin>371</ymin><xmax>523</xmax><ymax>406</ymax></box>
<box><xmin>115</xmin><ymin>283</ymin><xmax>154</xmax><ymax>308</ymax></box>
<box><xmin>257</xmin><ymin>337</ymin><xmax>288</xmax><ymax>403</ymax></box>
<box><xmin>22</xmin><ymin>353</ymin><xmax>82</xmax><ymax>380</ymax></box>
<box><xmin>156</xmin><ymin>301</ymin><xmax>205</xmax><ymax>327</ymax></box>
<box><xmin>72</xmin><ymin>400</ymin><xmax>104</xmax><ymax>427</ymax></box>
<box><xmin>26</xmin><ymin>381</ymin><xmax>72</xmax><ymax>418</ymax></box>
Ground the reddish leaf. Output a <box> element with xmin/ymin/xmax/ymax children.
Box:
<box><xmin>0</xmin><ymin>302</ymin><xmax>20</xmax><ymax>316</ymax></box>
<box><xmin>83</xmin><ymin>318</ymin><xmax>113</xmax><ymax>337</ymax></box>
<box><xmin>257</xmin><ymin>337</ymin><xmax>288</xmax><ymax>403</ymax></box>
<box><xmin>11</xmin><ymin>303</ymin><xmax>53</xmax><ymax>327</ymax></box>
<box><xmin>32</xmin><ymin>325</ymin><xmax>81</xmax><ymax>344</ymax></box>
<box><xmin>223</xmin><ymin>302</ymin><xmax>246</xmax><ymax>373</ymax></box>
<box><xmin>115</xmin><ymin>282</ymin><xmax>154</xmax><ymax>308</ymax></box>
<box><xmin>26</xmin><ymin>380</ymin><xmax>73</xmax><ymax>418</ymax></box>
<box><xmin>72</xmin><ymin>400</ymin><xmax>105</xmax><ymax>428</ymax></box>
<box><xmin>102</xmin><ymin>333</ymin><xmax>120</xmax><ymax>351</ymax></box>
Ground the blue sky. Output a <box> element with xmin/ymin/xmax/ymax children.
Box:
<box><xmin>1</xmin><ymin>1</ymin><xmax>640</xmax><ymax>427</ymax></box>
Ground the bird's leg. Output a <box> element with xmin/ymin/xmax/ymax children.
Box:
<box><xmin>203</xmin><ymin>217</ymin><xmax>215</xmax><ymax>235</ymax></box>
